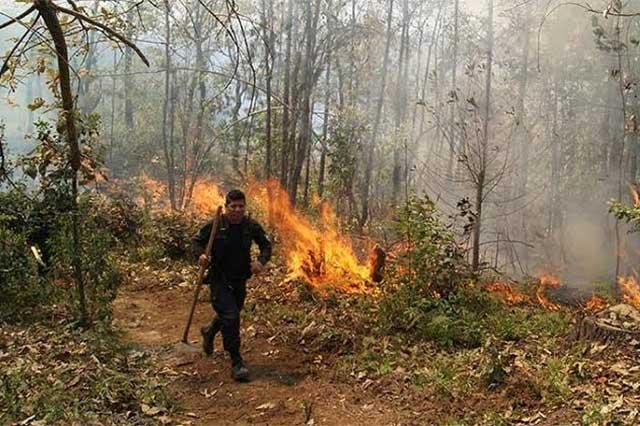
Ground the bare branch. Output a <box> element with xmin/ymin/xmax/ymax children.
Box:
<box><xmin>0</xmin><ymin>6</ymin><xmax>36</xmax><ymax>31</ymax></box>
<box><xmin>53</xmin><ymin>4</ymin><xmax>150</xmax><ymax>66</ymax></box>
<box><xmin>0</xmin><ymin>13</ymin><xmax>40</xmax><ymax>81</ymax></box>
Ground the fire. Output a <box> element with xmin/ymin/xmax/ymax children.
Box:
<box><xmin>630</xmin><ymin>184</ymin><xmax>640</xmax><ymax>208</ymax></box>
<box><xmin>536</xmin><ymin>273</ymin><xmax>562</xmax><ymax>311</ymax></box>
<box><xmin>619</xmin><ymin>275</ymin><xmax>640</xmax><ymax>307</ymax></box>
<box><xmin>484</xmin><ymin>282</ymin><xmax>531</xmax><ymax>305</ymax></box>
<box><xmin>247</xmin><ymin>179</ymin><xmax>374</xmax><ymax>293</ymax></box>
<box><xmin>138</xmin><ymin>174</ymin><xmax>225</xmax><ymax>217</ymax></box>
<box><xmin>187</xmin><ymin>178</ymin><xmax>225</xmax><ymax>216</ymax></box>
<box><xmin>140</xmin><ymin>172</ymin><xmax>166</xmax><ymax>208</ymax></box>
<box><xmin>584</xmin><ymin>294</ymin><xmax>607</xmax><ymax>312</ymax></box>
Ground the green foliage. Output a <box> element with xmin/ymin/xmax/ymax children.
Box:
<box><xmin>392</xmin><ymin>195</ymin><xmax>471</xmax><ymax>297</ymax></box>
<box><xmin>49</xmin><ymin>195</ymin><xmax>122</xmax><ymax>323</ymax></box>
<box><xmin>138</xmin><ymin>210</ymin><xmax>198</xmax><ymax>262</ymax></box>
<box><xmin>609</xmin><ymin>199</ymin><xmax>640</xmax><ymax>232</ymax></box>
<box><xmin>21</xmin><ymin>118</ymin><xmax>104</xmax><ymax>187</ymax></box>
<box><xmin>0</xmin><ymin>225</ymin><xmax>50</xmax><ymax>322</ymax></box>
<box><xmin>379</xmin><ymin>284</ymin><xmax>569</xmax><ymax>349</ymax></box>
<box><xmin>88</xmin><ymin>193</ymin><xmax>145</xmax><ymax>244</ymax></box>
<box><xmin>0</xmin><ymin>187</ymin><xmax>59</xmax><ymax>322</ymax></box>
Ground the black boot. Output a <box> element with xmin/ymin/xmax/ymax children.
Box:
<box><xmin>200</xmin><ymin>325</ymin><xmax>215</xmax><ymax>356</ymax></box>
<box><xmin>231</xmin><ymin>360</ymin><xmax>250</xmax><ymax>382</ymax></box>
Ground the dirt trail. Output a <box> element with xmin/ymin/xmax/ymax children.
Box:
<box><xmin>113</xmin><ymin>281</ymin><xmax>404</xmax><ymax>425</ymax></box>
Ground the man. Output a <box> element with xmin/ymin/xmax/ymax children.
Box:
<box><xmin>192</xmin><ymin>189</ymin><xmax>272</xmax><ymax>381</ymax></box>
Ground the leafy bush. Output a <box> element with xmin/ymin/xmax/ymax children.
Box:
<box><xmin>49</xmin><ymin>196</ymin><xmax>122</xmax><ymax>323</ymax></box>
<box><xmin>138</xmin><ymin>210</ymin><xmax>198</xmax><ymax>261</ymax></box>
<box><xmin>390</xmin><ymin>196</ymin><xmax>471</xmax><ymax>298</ymax></box>
<box><xmin>87</xmin><ymin>193</ymin><xmax>145</xmax><ymax>244</ymax></box>
<box><xmin>0</xmin><ymin>226</ymin><xmax>51</xmax><ymax>321</ymax></box>
<box><xmin>0</xmin><ymin>187</ymin><xmax>59</xmax><ymax>322</ymax></box>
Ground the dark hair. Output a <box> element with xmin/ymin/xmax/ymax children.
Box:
<box><xmin>225</xmin><ymin>189</ymin><xmax>246</xmax><ymax>206</ymax></box>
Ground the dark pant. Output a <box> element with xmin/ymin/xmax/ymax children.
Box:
<box><xmin>204</xmin><ymin>279</ymin><xmax>247</xmax><ymax>365</ymax></box>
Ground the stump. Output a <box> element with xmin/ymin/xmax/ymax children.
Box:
<box><xmin>572</xmin><ymin>304</ymin><xmax>640</xmax><ymax>343</ymax></box>
<box><xmin>369</xmin><ymin>245</ymin><xmax>386</xmax><ymax>283</ymax></box>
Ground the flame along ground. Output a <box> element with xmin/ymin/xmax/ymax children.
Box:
<box><xmin>246</xmin><ymin>179</ymin><xmax>374</xmax><ymax>294</ymax></box>
<box><xmin>137</xmin><ymin>174</ymin><xmax>640</xmax><ymax>305</ymax></box>
<box><xmin>485</xmin><ymin>274</ymin><xmax>607</xmax><ymax>312</ymax></box>
<box><xmin>483</xmin><ymin>274</ymin><xmax>563</xmax><ymax>310</ymax></box>
<box><xmin>138</xmin><ymin>174</ymin><xmax>374</xmax><ymax>294</ymax></box>
<box><xmin>485</xmin><ymin>274</ymin><xmax>640</xmax><ymax>313</ymax></box>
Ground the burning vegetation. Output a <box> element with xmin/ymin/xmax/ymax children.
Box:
<box><xmin>247</xmin><ymin>179</ymin><xmax>375</xmax><ymax>294</ymax></box>
<box><xmin>135</xmin><ymin>175</ymin><xmax>376</xmax><ymax>293</ymax></box>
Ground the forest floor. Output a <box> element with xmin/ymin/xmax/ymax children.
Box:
<box><xmin>110</xmin><ymin>256</ymin><xmax>640</xmax><ymax>426</ymax></box>
<box><xmin>112</xmin><ymin>260</ymin><xmax>410</xmax><ymax>425</ymax></box>
<box><xmin>6</xmin><ymin>256</ymin><xmax>640</xmax><ymax>425</ymax></box>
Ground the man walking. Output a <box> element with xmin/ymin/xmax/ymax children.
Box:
<box><xmin>192</xmin><ymin>189</ymin><xmax>272</xmax><ymax>381</ymax></box>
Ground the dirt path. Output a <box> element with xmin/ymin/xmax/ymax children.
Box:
<box><xmin>113</xmin><ymin>282</ymin><xmax>405</xmax><ymax>425</ymax></box>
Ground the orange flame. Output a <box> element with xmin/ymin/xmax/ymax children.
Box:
<box><xmin>619</xmin><ymin>275</ymin><xmax>640</xmax><ymax>307</ymax></box>
<box><xmin>247</xmin><ymin>179</ymin><xmax>373</xmax><ymax>294</ymax></box>
<box><xmin>140</xmin><ymin>172</ymin><xmax>167</xmax><ymax>208</ymax></box>
<box><xmin>630</xmin><ymin>184</ymin><xmax>640</xmax><ymax>208</ymax></box>
<box><xmin>485</xmin><ymin>282</ymin><xmax>531</xmax><ymax>305</ymax></box>
<box><xmin>138</xmin><ymin>174</ymin><xmax>225</xmax><ymax>217</ymax></box>
<box><xmin>584</xmin><ymin>294</ymin><xmax>607</xmax><ymax>312</ymax></box>
<box><xmin>188</xmin><ymin>178</ymin><xmax>225</xmax><ymax>216</ymax></box>
<box><xmin>536</xmin><ymin>273</ymin><xmax>562</xmax><ymax>311</ymax></box>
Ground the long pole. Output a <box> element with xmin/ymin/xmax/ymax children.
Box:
<box><xmin>181</xmin><ymin>206</ymin><xmax>223</xmax><ymax>343</ymax></box>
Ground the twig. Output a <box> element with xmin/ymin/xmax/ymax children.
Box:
<box><xmin>0</xmin><ymin>13</ymin><xmax>40</xmax><ymax>80</ymax></box>
<box><xmin>0</xmin><ymin>6</ymin><xmax>36</xmax><ymax>31</ymax></box>
<box><xmin>54</xmin><ymin>4</ymin><xmax>150</xmax><ymax>66</ymax></box>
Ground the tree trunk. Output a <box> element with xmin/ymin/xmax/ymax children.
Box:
<box><xmin>263</xmin><ymin>0</ymin><xmax>275</xmax><ymax>178</ymax></box>
<box><xmin>280</xmin><ymin>0</ymin><xmax>294</xmax><ymax>186</ymax></box>
<box><xmin>447</xmin><ymin>0</ymin><xmax>460</xmax><ymax>177</ymax></box>
<box><xmin>360</xmin><ymin>0</ymin><xmax>394</xmax><ymax>228</ymax></box>
<box><xmin>472</xmin><ymin>0</ymin><xmax>494</xmax><ymax>272</ymax></box>
<box><xmin>161</xmin><ymin>0</ymin><xmax>176</xmax><ymax>210</ymax></box>
<box><xmin>318</xmin><ymin>5</ymin><xmax>333</xmax><ymax>198</ymax></box>
<box><xmin>419</xmin><ymin>3</ymin><xmax>444</xmax><ymax>140</ymax></box>
<box><xmin>391</xmin><ymin>0</ymin><xmax>409</xmax><ymax>207</ymax></box>
<box><xmin>289</xmin><ymin>0</ymin><xmax>322</xmax><ymax>205</ymax></box>
<box><xmin>35</xmin><ymin>0</ymin><xmax>87</xmax><ymax>324</ymax></box>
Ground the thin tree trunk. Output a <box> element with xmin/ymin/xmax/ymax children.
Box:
<box><xmin>318</xmin><ymin>5</ymin><xmax>333</xmax><ymax>198</ymax></box>
<box><xmin>109</xmin><ymin>50</ymin><xmax>117</xmax><ymax>166</ymax></box>
<box><xmin>263</xmin><ymin>0</ymin><xmax>275</xmax><ymax>178</ymax></box>
<box><xmin>447</xmin><ymin>0</ymin><xmax>459</xmax><ymax>177</ymax></box>
<box><xmin>289</xmin><ymin>0</ymin><xmax>322</xmax><ymax>205</ymax></box>
<box><xmin>360</xmin><ymin>0</ymin><xmax>394</xmax><ymax>228</ymax></box>
<box><xmin>472</xmin><ymin>0</ymin><xmax>494</xmax><ymax>272</ymax></box>
<box><xmin>161</xmin><ymin>0</ymin><xmax>176</xmax><ymax>210</ymax></box>
<box><xmin>280</xmin><ymin>0</ymin><xmax>294</xmax><ymax>186</ymax></box>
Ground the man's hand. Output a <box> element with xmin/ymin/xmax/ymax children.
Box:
<box><xmin>198</xmin><ymin>254</ymin><xmax>210</xmax><ymax>267</ymax></box>
<box><xmin>251</xmin><ymin>260</ymin><xmax>265</xmax><ymax>275</ymax></box>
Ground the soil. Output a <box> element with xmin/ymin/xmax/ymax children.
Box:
<box><xmin>113</xmin><ymin>280</ymin><xmax>408</xmax><ymax>425</ymax></box>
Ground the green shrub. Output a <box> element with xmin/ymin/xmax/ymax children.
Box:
<box><xmin>49</xmin><ymin>196</ymin><xmax>122</xmax><ymax>323</ymax></box>
<box><xmin>139</xmin><ymin>210</ymin><xmax>198</xmax><ymax>262</ymax></box>
<box><xmin>390</xmin><ymin>195</ymin><xmax>471</xmax><ymax>298</ymax></box>
<box><xmin>0</xmin><ymin>226</ymin><xmax>51</xmax><ymax>321</ymax></box>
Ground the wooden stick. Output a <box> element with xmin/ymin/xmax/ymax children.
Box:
<box><xmin>181</xmin><ymin>206</ymin><xmax>223</xmax><ymax>343</ymax></box>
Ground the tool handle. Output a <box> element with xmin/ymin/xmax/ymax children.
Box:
<box><xmin>181</xmin><ymin>206</ymin><xmax>223</xmax><ymax>343</ymax></box>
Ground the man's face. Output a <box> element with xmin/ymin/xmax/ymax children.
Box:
<box><xmin>226</xmin><ymin>199</ymin><xmax>246</xmax><ymax>223</ymax></box>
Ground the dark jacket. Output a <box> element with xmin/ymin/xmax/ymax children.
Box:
<box><xmin>192</xmin><ymin>214</ymin><xmax>272</xmax><ymax>283</ymax></box>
